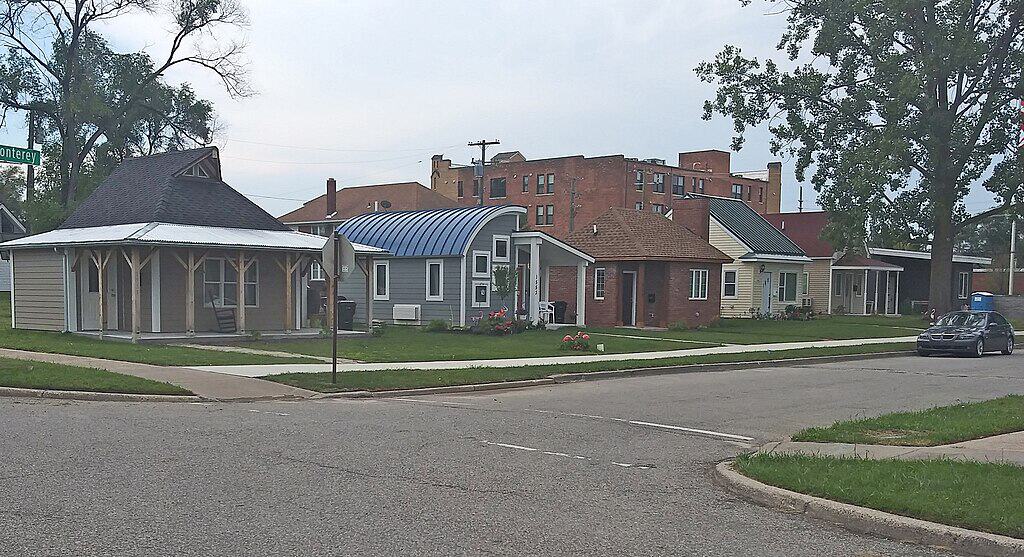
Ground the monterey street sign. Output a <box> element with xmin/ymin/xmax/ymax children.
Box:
<box><xmin>0</xmin><ymin>145</ymin><xmax>40</xmax><ymax>165</ymax></box>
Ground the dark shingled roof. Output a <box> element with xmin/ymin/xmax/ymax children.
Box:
<box><xmin>568</xmin><ymin>208</ymin><xmax>730</xmax><ymax>262</ymax></box>
<box><xmin>687</xmin><ymin>194</ymin><xmax>806</xmax><ymax>257</ymax></box>
<box><xmin>59</xmin><ymin>147</ymin><xmax>289</xmax><ymax>232</ymax></box>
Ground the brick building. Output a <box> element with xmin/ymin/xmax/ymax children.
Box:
<box><xmin>553</xmin><ymin>208</ymin><xmax>730</xmax><ymax>328</ymax></box>
<box><xmin>430</xmin><ymin>148</ymin><xmax>782</xmax><ymax>241</ymax></box>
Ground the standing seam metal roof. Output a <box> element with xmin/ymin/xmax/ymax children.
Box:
<box><xmin>688</xmin><ymin>194</ymin><xmax>807</xmax><ymax>256</ymax></box>
<box><xmin>337</xmin><ymin>205</ymin><xmax>523</xmax><ymax>257</ymax></box>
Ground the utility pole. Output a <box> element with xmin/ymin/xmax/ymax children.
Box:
<box><xmin>26</xmin><ymin>110</ymin><xmax>35</xmax><ymax>205</ymax></box>
<box><xmin>797</xmin><ymin>184</ymin><xmax>804</xmax><ymax>212</ymax></box>
<box><xmin>568</xmin><ymin>176</ymin><xmax>580</xmax><ymax>232</ymax></box>
<box><xmin>468</xmin><ymin>139</ymin><xmax>499</xmax><ymax>206</ymax></box>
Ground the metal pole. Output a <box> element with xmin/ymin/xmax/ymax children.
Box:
<box><xmin>331</xmin><ymin>231</ymin><xmax>339</xmax><ymax>384</ymax></box>
<box><xmin>1010</xmin><ymin>219</ymin><xmax>1017</xmax><ymax>296</ymax></box>
<box><xmin>468</xmin><ymin>139</ymin><xmax>499</xmax><ymax>206</ymax></box>
<box><xmin>26</xmin><ymin>110</ymin><xmax>35</xmax><ymax>207</ymax></box>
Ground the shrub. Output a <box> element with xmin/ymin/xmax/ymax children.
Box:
<box><xmin>246</xmin><ymin>330</ymin><xmax>262</xmax><ymax>342</ymax></box>
<box><xmin>370</xmin><ymin>321</ymin><xmax>387</xmax><ymax>337</ymax></box>
<box><xmin>424</xmin><ymin>319</ymin><xmax>449</xmax><ymax>333</ymax></box>
<box><xmin>560</xmin><ymin>331</ymin><xmax>591</xmax><ymax>351</ymax></box>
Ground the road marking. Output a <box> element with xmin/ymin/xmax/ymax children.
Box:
<box><xmin>483</xmin><ymin>441</ymin><xmax>538</xmax><ymax>452</ymax></box>
<box><xmin>626</xmin><ymin>420</ymin><xmax>754</xmax><ymax>442</ymax></box>
<box><xmin>482</xmin><ymin>441</ymin><xmax>648</xmax><ymax>470</ymax></box>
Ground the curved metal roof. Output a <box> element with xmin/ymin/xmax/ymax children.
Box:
<box><xmin>337</xmin><ymin>205</ymin><xmax>524</xmax><ymax>257</ymax></box>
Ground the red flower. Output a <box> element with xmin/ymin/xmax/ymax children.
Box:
<box><xmin>581</xmin><ymin>333</ymin><xmax>590</xmax><ymax>341</ymax></box>
<box><xmin>562</xmin><ymin>334</ymin><xmax>573</xmax><ymax>342</ymax></box>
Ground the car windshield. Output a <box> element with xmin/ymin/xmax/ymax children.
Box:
<box><xmin>935</xmin><ymin>312</ymin><xmax>986</xmax><ymax>328</ymax></box>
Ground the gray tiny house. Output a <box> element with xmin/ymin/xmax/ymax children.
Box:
<box><xmin>337</xmin><ymin>205</ymin><xmax>594</xmax><ymax>327</ymax></box>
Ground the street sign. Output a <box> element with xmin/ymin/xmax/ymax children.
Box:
<box><xmin>321</xmin><ymin>233</ymin><xmax>356</xmax><ymax>280</ymax></box>
<box><xmin>0</xmin><ymin>145</ymin><xmax>40</xmax><ymax>165</ymax></box>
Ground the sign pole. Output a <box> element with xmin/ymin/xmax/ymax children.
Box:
<box><xmin>331</xmin><ymin>230</ymin><xmax>340</xmax><ymax>384</ymax></box>
<box><xmin>26</xmin><ymin>111</ymin><xmax>35</xmax><ymax>206</ymax></box>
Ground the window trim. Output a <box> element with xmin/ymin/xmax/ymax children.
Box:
<box><xmin>778</xmin><ymin>271</ymin><xmax>798</xmax><ymax>303</ymax></box>
<box><xmin>489</xmin><ymin>177</ymin><xmax>507</xmax><ymax>199</ymax></box>
<box><xmin>801</xmin><ymin>271</ymin><xmax>810</xmax><ymax>296</ymax></box>
<box><xmin>472</xmin><ymin>250</ymin><xmax>491</xmax><ymax>278</ymax></box>
<box><xmin>544</xmin><ymin>204</ymin><xmax>554</xmax><ymax>226</ymax></box>
<box><xmin>690</xmin><ymin>268</ymin><xmax>709</xmax><ymax>300</ymax></box>
<box><xmin>731</xmin><ymin>183</ymin><xmax>743</xmax><ymax>199</ymax></box>
<box><xmin>594</xmin><ymin>267</ymin><xmax>606</xmax><ymax>300</ymax></box>
<box><xmin>652</xmin><ymin>172</ymin><xmax>665</xmax><ymax>193</ymax></box>
<box><xmin>492</xmin><ymin>235</ymin><xmax>511</xmax><ymax>263</ymax></box>
<box><xmin>203</xmin><ymin>257</ymin><xmax>258</xmax><ymax>308</ymax></box>
<box><xmin>522</xmin><ymin>175</ymin><xmax>530</xmax><ymax>193</ymax></box>
<box><xmin>310</xmin><ymin>260</ymin><xmax>325</xmax><ymax>281</ymax></box>
<box><xmin>471</xmin><ymin>280</ymin><xmax>491</xmax><ymax>308</ymax></box>
<box><xmin>425</xmin><ymin>259</ymin><xmax>444</xmax><ymax>302</ymax></box>
<box><xmin>457</xmin><ymin>180</ymin><xmax>464</xmax><ymax>198</ymax></box>
<box><xmin>722</xmin><ymin>269</ymin><xmax>738</xmax><ymax>299</ymax></box>
<box><xmin>958</xmin><ymin>271</ymin><xmax>970</xmax><ymax>299</ymax></box>
<box><xmin>373</xmin><ymin>260</ymin><xmax>390</xmax><ymax>301</ymax></box>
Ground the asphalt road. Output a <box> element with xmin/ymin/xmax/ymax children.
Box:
<box><xmin>2</xmin><ymin>352</ymin><xmax>1023</xmax><ymax>556</ymax></box>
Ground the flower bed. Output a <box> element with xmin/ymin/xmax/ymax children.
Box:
<box><xmin>560</xmin><ymin>331</ymin><xmax>591</xmax><ymax>351</ymax></box>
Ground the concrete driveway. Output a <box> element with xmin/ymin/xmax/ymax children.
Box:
<box><xmin>1</xmin><ymin>352</ymin><xmax>1021</xmax><ymax>556</ymax></box>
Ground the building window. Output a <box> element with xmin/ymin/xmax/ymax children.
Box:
<box><xmin>699</xmin><ymin>178</ymin><xmax>705</xmax><ymax>193</ymax></box>
<box><xmin>690</xmin><ymin>269</ymin><xmax>709</xmax><ymax>300</ymax></box>
<box><xmin>691</xmin><ymin>177</ymin><xmax>697</xmax><ymax>193</ymax></box>
<box><xmin>204</xmin><ymin>258</ymin><xmax>257</xmax><ymax>308</ymax></box>
<box><xmin>723</xmin><ymin>270</ymin><xmax>737</xmax><ymax>298</ymax></box>
<box><xmin>653</xmin><ymin>172</ymin><xmax>665</xmax><ymax>193</ymax></box>
<box><xmin>472</xmin><ymin>280</ymin><xmax>490</xmax><ymax>308</ymax></box>
<box><xmin>672</xmin><ymin>175</ymin><xmax>685</xmax><ymax>196</ymax></box>
<box><xmin>373</xmin><ymin>260</ymin><xmax>390</xmax><ymax>300</ymax></box>
<box><xmin>457</xmin><ymin>180</ymin><xmax>464</xmax><ymax>198</ymax></box>
<box><xmin>594</xmin><ymin>268</ymin><xmax>606</xmax><ymax>300</ymax></box>
<box><xmin>778</xmin><ymin>271</ymin><xmax>798</xmax><ymax>303</ymax></box>
<box><xmin>472</xmin><ymin>180</ymin><xmax>481</xmax><ymax>198</ymax></box>
<box><xmin>833</xmin><ymin>274</ymin><xmax>843</xmax><ymax>296</ymax></box>
<box><xmin>489</xmin><ymin>177</ymin><xmax>507</xmax><ymax>198</ymax></box>
<box><xmin>522</xmin><ymin>175</ymin><xmax>529</xmax><ymax>193</ymax></box>
<box><xmin>634</xmin><ymin>201</ymin><xmax>643</xmax><ymax>211</ymax></box>
<box><xmin>801</xmin><ymin>272</ymin><xmax>809</xmax><ymax>296</ymax></box>
<box><xmin>493</xmin><ymin>235</ymin><xmax>510</xmax><ymax>263</ymax></box>
<box><xmin>759</xmin><ymin>186</ymin><xmax>764</xmax><ymax>203</ymax></box>
<box><xmin>310</xmin><ymin>261</ymin><xmax>324</xmax><ymax>281</ymax></box>
<box><xmin>425</xmin><ymin>259</ymin><xmax>443</xmax><ymax>301</ymax></box>
<box><xmin>535</xmin><ymin>173</ymin><xmax>554</xmax><ymax>194</ymax></box>
<box><xmin>545</xmin><ymin>204</ymin><xmax>554</xmax><ymax>225</ymax></box>
<box><xmin>546</xmin><ymin>173</ymin><xmax>554</xmax><ymax>194</ymax></box>
<box><xmin>652</xmin><ymin>203</ymin><xmax>665</xmax><ymax>214</ymax></box>
<box><xmin>746</xmin><ymin>185</ymin><xmax>752</xmax><ymax>201</ymax></box>
<box><xmin>535</xmin><ymin>205</ymin><xmax>544</xmax><ymax>225</ymax></box>
<box><xmin>472</xmin><ymin>250</ymin><xmax>491</xmax><ymax>278</ymax></box>
<box><xmin>183</xmin><ymin>164</ymin><xmax>209</xmax><ymax>178</ymax></box>
<box><xmin>958</xmin><ymin>272</ymin><xmax>970</xmax><ymax>299</ymax></box>
<box><xmin>853</xmin><ymin>273</ymin><xmax>862</xmax><ymax>295</ymax></box>
<box><xmin>732</xmin><ymin>184</ymin><xmax>743</xmax><ymax>199</ymax></box>
<box><xmin>635</xmin><ymin>170</ymin><xmax>644</xmax><ymax>190</ymax></box>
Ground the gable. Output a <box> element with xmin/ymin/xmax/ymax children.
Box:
<box><xmin>708</xmin><ymin>218</ymin><xmax>749</xmax><ymax>259</ymax></box>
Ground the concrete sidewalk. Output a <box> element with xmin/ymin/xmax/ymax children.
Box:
<box><xmin>760</xmin><ymin>431</ymin><xmax>1024</xmax><ymax>466</ymax></box>
<box><xmin>0</xmin><ymin>348</ymin><xmax>316</xmax><ymax>401</ymax></box>
<box><xmin>186</xmin><ymin>335</ymin><xmax>918</xmax><ymax>377</ymax></box>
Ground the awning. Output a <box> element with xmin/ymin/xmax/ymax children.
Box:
<box><xmin>832</xmin><ymin>253</ymin><xmax>904</xmax><ymax>271</ymax></box>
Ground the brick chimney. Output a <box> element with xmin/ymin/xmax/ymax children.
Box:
<box><xmin>672</xmin><ymin>197</ymin><xmax>711</xmax><ymax>240</ymax></box>
<box><xmin>766</xmin><ymin>162</ymin><xmax>782</xmax><ymax>214</ymax></box>
<box><xmin>326</xmin><ymin>178</ymin><xmax>337</xmax><ymax>217</ymax></box>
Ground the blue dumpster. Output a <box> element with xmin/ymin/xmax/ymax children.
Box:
<box><xmin>970</xmin><ymin>292</ymin><xmax>994</xmax><ymax>311</ymax></box>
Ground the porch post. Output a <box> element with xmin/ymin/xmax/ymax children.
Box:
<box><xmin>863</xmin><ymin>269</ymin><xmax>869</xmax><ymax>315</ymax></box>
<box><xmin>236</xmin><ymin>251</ymin><xmax>246</xmax><ymax>333</ymax></box>
<box><xmin>150</xmin><ymin>248</ymin><xmax>161</xmax><ymax>332</ymax></box>
<box><xmin>636</xmin><ymin>262</ymin><xmax>647</xmax><ymax>328</ymax></box>
<box><xmin>365</xmin><ymin>256</ymin><xmax>374</xmax><ymax>330</ymax></box>
<box><xmin>186</xmin><ymin>250</ymin><xmax>196</xmax><ymax>335</ymax></box>
<box><xmin>528</xmin><ymin>240</ymin><xmax>541</xmax><ymax>324</ymax></box>
<box><xmin>873</xmin><ymin>270</ymin><xmax>879</xmax><ymax>315</ymax></box>
<box><xmin>284</xmin><ymin>253</ymin><xmax>294</xmax><ymax>332</ymax></box>
<box><xmin>130</xmin><ymin>247</ymin><xmax>141</xmax><ymax>343</ymax></box>
<box><xmin>575</xmin><ymin>261</ymin><xmax>587</xmax><ymax>326</ymax></box>
<box><xmin>894</xmin><ymin>271</ymin><xmax>901</xmax><ymax>315</ymax></box>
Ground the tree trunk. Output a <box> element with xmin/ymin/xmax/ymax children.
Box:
<box><xmin>929</xmin><ymin>194</ymin><xmax>955</xmax><ymax>316</ymax></box>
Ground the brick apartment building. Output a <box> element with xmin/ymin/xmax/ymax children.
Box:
<box><xmin>430</xmin><ymin>148</ymin><xmax>782</xmax><ymax>241</ymax></box>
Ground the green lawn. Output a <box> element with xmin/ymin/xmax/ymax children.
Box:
<box><xmin>0</xmin><ymin>357</ymin><xmax>191</xmax><ymax>395</ymax></box>
<box><xmin>736</xmin><ymin>453</ymin><xmax>1024</xmax><ymax>539</ymax></box>
<box><xmin>793</xmin><ymin>395</ymin><xmax>1024</xmax><ymax>446</ymax></box>
<box><xmin>265</xmin><ymin>342</ymin><xmax>913</xmax><ymax>393</ymax></box>
<box><xmin>246</xmin><ymin>327</ymin><xmax>717</xmax><ymax>363</ymax></box>
<box><xmin>0</xmin><ymin>294</ymin><xmax>315</xmax><ymax>366</ymax></box>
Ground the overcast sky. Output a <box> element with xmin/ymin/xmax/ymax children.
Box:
<box><xmin>0</xmin><ymin>0</ymin><xmax>1002</xmax><ymax>217</ymax></box>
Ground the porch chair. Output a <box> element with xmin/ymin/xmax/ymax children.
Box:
<box><xmin>205</xmin><ymin>290</ymin><xmax>237</xmax><ymax>333</ymax></box>
<box><xmin>539</xmin><ymin>301</ymin><xmax>556</xmax><ymax>324</ymax></box>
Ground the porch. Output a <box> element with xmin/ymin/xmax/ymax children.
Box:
<box><xmin>511</xmin><ymin>231</ymin><xmax>594</xmax><ymax>326</ymax></box>
<box><xmin>830</xmin><ymin>254</ymin><xmax>904</xmax><ymax>315</ymax></box>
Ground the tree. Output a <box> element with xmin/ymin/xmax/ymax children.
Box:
<box><xmin>0</xmin><ymin>0</ymin><xmax>249</xmax><ymax>220</ymax></box>
<box><xmin>491</xmin><ymin>265</ymin><xmax>518</xmax><ymax>310</ymax></box>
<box><xmin>696</xmin><ymin>0</ymin><xmax>1024</xmax><ymax>314</ymax></box>
<box><xmin>0</xmin><ymin>165</ymin><xmax>25</xmax><ymax>218</ymax></box>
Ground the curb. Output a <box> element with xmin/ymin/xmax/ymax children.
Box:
<box><xmin>713</xmin><ymin>460</ymin><xmax>1024</xmax><ymax>557</ymax></box>
<box><xmin>313</xmin><ymin>378</ymin><xmax>556</xmax><ymax>399</ymax></box>
<box><xmin>0</xmin><ymin>386</ymin><xmax>202</xmax><ymax>403</ymax></box>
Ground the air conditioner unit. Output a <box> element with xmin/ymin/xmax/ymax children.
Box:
<box><xmin>801</xmin><ymin>297</ymin><xmax>814</xmax><ymax>308</ymax></box>
<box><xmin>393</xmin><ymin>304</ymin><xmax>421</xmax><ymax>324</ymax></box>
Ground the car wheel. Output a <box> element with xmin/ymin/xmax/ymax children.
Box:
<box><xmin>1002</xmin><ymin>336</ymin><xmax>1014</xmax><ymax>355</ymax></box>
<box><xmin>972</xmin><ymin>338</ymin><xmax>985</xmax><ymax>357</ymax></box>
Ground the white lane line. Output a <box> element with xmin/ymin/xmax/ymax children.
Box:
<box><xmin>483</xmin><ymin>441</ymin><xmax>538</xmax><ymax>452</ymax></box>
<box><xmin>483</xmin><ymin>441</ymin><xmax>647</xmax><ymax>470</ymax></box>
<box><xmin>626</xmin><ymin>420</ymin><xmax>754</xmax><ymax>442</ymax></box>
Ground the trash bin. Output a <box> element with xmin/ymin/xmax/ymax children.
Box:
<box><xmin>336</xmin><ymin>299</ymin><xmax>356</xmax><ymax>330</ymax></box>
<box><xmin>970</xmin><ymin>292</ymin><xmax>994</xmax><ymax>311</ymax></box>
<box><xmin>552</xmin><ymin>300</ymin><xmax>568</xmax><ymax>324</ymax></box>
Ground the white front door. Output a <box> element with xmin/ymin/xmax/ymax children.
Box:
<box><xmin>760</xmin><ymin>271</ymin><xmax>772</xmax><ymax>314</ymax></box>
<box><xmin>80</xmin><ymin>258</ymin><xmax>118</xmax><ymax>330</ymax></box>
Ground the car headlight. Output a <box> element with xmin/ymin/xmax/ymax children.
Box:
<box><xmin>918</xmin><ymin>334</ymin><xmax>930</xmax><ymax>340</ymax></box>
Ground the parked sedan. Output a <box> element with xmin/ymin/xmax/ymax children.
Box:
<box><xmin>917</xmin><ymin>311</ymin><xmax>1015</xmax><ymax>357</ymax></box>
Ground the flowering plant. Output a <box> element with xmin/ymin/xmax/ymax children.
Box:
<box><xmin>560</xmin><ymin>331</ymin><xmax>591</xmax><ymax>351</ymax></box>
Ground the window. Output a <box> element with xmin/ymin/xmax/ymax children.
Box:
<box><xmin>373</xmin><ymin>261</ymin><xmax>390</xmax><ymax>300</ymax></box>
<box><xmin>653</xmin><ymin>172</ymin><xmax>665</xmax><ymax>193</ymax></box>
<box><xmin>425</xmin><ymin>259</ymin><xmax>444</xmax><ymax>301</ymax></box>
<box><xmin>472</xmin><ymin>180</ymin><xmax>481</xmax><ymax>198</ymax></box>
<box><xmin>690</xmin><ymin>269</ymin><xmax>709</xmax><ymax>300</ymax></box>
<box><xmin>853</xmin><ymin>273</ymin><xmax>862</xmax><ymax>295</ymax></box>
<box><xmin>635</xmin><ymin>201</ymin><xmax>643</xmax><ymax>210</ymax></box>
<box><xmin>732</xmin><ymin>184</ymin><xmax>743</xmax><ymax>199</ymax></box>
<box><xmin>536</xmin><ymin>174</ymin><xmax>546</xmax><ymax>194</ymax></box>
<box><xmin>545</xmin><ymin>204</ymin><xmax>554</xmax><ymax>225</ymax></box>
<box><xmin>472</xmin><ymin>250</ymin><xmax>491</xmax><ymax>278</ymax></box>
<box><xmin>672</xmin><ymin>175</ymin><xmax>685</xmax><ymax>196</ymax></box>
<box><xmin>472</xmin><ymin>280</ymin><xmax>490</xmax><ymax>307</ymax></box>
<box><xmin>958</xmin><ymin>272</ymin><xmax>970</xmax><ymax>299</ymax></box>
<box><xmin>489</xmin><ymin>177</ymin><xmax>506</xmax><ymax>198</ymax></box>
<box><xmin>493</xmin><ymin>235</ymin><xmax>510</xmax><ymax>263</ymax></box>
<box><xmin>759</xmin><ymin>186</ymin><xmax>764</xmax><ymax>203</ymax></box>
<box><xmin>691</xmin><ymin>177</ymin><xmax>698</xmax><ymax>193</ymax></box>
<box><xmin>87</xmin><ymin>262</ymin><xmax>99</xmax><ymax>293</ymax></box>
<box><xmin>635</xmin><ymin>170</ymin><xmax>644</xmax><ymax>190</ymax></box>
<box><xmin>535</xmin><ymin>205</ymin><xmax>544</xmax><ymax>225</ymax></box>
<box><xmin>746</xmin><ymin>185</ymin><xmax>752</xmax><ymax>201</ymax></box>
<box><xmin>310</xmin><ymin>261</ymin><xmax>324</xmax><ymax>281</ymax></box>
<box><xmin>778</xmin><ymin>271</ymin><xmax>798</xmax><ymax>303</ymax></box>
<box><xmin>652</xmin><ymin>203</ymin><xmax>665</xmax><ymax>214</ymax></box>
<box><xmin>722</xmin><ymin>270</ymin><xmax>737</xmax><ymax>298</ymax></box>
<box><xmin>594</xmin><ymin>268</ymin><xmax>606</xmax><ymax>300</ymax></box>
<box><xmin>801</xmin><ymin>272</ymin><xmax>809</xmax><ymax>296</ymax></box>
<box><xmin>546</xmin><ymin>173</ymin><xmax>554</xmax><ymax>194</ymax></box>
<box><xmin>457</xmin><ymin>180</ymin><xmax>464</xmax><ymax>198</ymax></box>
<box><xmin>522</xmin><ymin>175</ymin><xmax>529</xmax><ymax>193</ymax></box>
<box><xmin>833</xmin><ymin>275</ymin><xmax>843</xmax><ymax>296</ymax></box>
<box><xmin>698</xmin><ymin>178</ymin><xmax>705</xmax><ymax>193</ymax></box>
<box><xmin>183</xmin><ymin>164</ymin><xmax>209</xmax><ymax>178</ymax></box>
<box><xmin>204</xmin><ymin>258</ymin><xmax>257</xmax><ymax>308</ymax></box>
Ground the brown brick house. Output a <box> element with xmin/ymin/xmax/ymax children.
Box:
<box><xmin>555</xmin><ymin>208</ymin><xmax>731</xmax><ymax>328</ymax></box>
<box><xmin>430</xmin><ymin>148</ymin><xmax>782</xmax><ymax>242</ymax></box>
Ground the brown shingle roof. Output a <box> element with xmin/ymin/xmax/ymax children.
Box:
<box><xmin>278</xmin><ymin>182</ymin><xmax>458</xmax><ymax>223</ymax></box>
<box><xmin>568</xmin><ymin>208</ymin><xmax>730</xmax><ymax>262</ymax></box>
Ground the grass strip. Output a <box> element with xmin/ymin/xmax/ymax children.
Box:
<box><xmin>736</xmin><ymin>453</ymin><xmax>1024</xmax><ymax>539</ymax></box>
<box><xmin>793</xmin><ymin>395</ymin><xmax>1024</xmax><ymax>446</ymax></box>
<box><xmin>264</xmin><ymin>342</ymin><xmax>913</xmax><ymax>393</ymax></box>
<box><xmin>0</xmin><ymin>357</ymin><xmax>191</xmax><ymax>395</ymax></box>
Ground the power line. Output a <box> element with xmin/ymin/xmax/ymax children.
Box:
<box><xmin>224</xmin><ymin>137</ymin><xmax>461</xmax><ymax>154</ymax></box>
